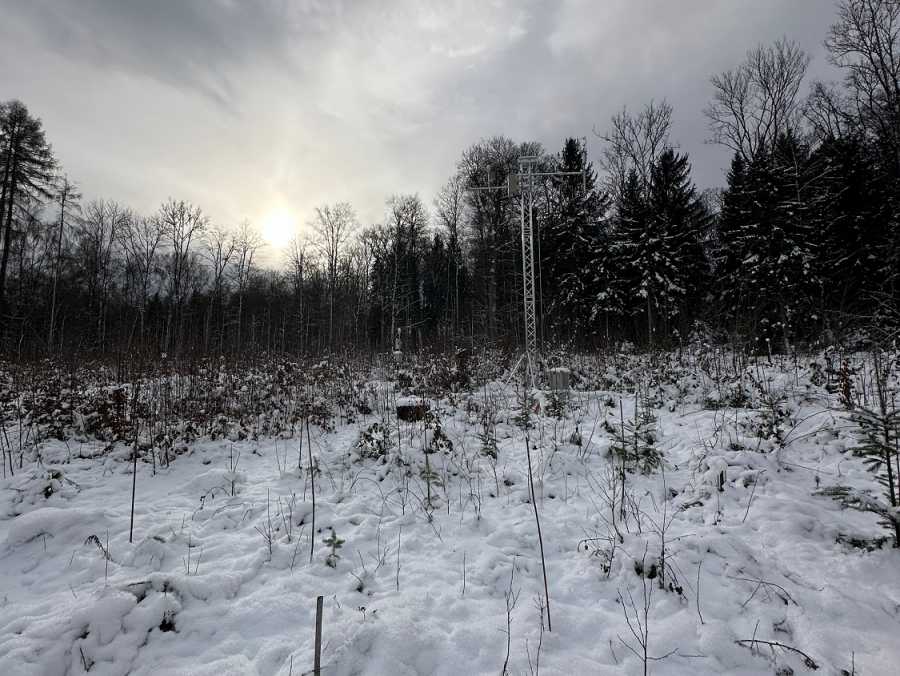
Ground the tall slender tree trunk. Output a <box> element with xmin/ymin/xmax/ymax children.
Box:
<box><xmin>297</xmin><ymin>270</ymin><xmax>304</xmax><ymax>354</ymax></box>
<box><xmin>329</xmin><ymin>280</ymin><xmax>334</xmax><ymax>348</ymax></box>
<box><xmin>454</xmin><ymin>264</ymin><xmax>460</xmax><ymax>343</ymax></box>
<box><xmin>0</xmin><ymin>169</ymin><xmax>18</xmax><ymax>317</ymax></box>
<box><xmin>164</xmin><ymin>304</ymin><xmax>174</xmax><ymax>354</ymax></box>
<box><xmin>47</xmin><ymin>188</ymin><xmax>67</xmax><ymax>352</ymax></box>
<box><xmin>0</xmin><ymin>133</ymin><xmax>13</xmax><ymax>295</ymax></box>
<box><xmin>237</xmin><ymin>286</ymin><xmax>244</xmax><ymax>351</ymax></box>
<box><xmin>390</xmin><ymin>249</ymin><xmax>399</xmax><ymax>351</ymax></box>
<box><xmin>487</xmin><ymin>258</ymin><xmax>497</xmax><ymax>343</ymax></box>
<box><xmin>139</xmin><ymin>274</ymin><xmax>149</xmax><ymax>348</ymax></box>
<box><xmin>203</xmin><ymin>288</ymin><xmax>214</xmax><ymax>353</ymax></box>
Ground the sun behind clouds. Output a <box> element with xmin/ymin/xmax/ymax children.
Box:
<box><xmin>260</xmin><ymin>207</ymin><xmax>296</xmax><ymax>249</ymax></box>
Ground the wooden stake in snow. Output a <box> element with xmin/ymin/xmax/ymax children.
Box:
<box><xmin>130</xmin><ymin>421</ymin><xmax>138</xmax><ymax>544</ymax></box>
<box><xmin>525</xmin><ymin>429</ymin><xmax>551</xmax><ymax>632</ymax></box>
<box><xmin>314</xmin><ymin>595</ymin><xmax>323</xmax><ymax>676</ymax></box>
<box><xmin>307</xmin><ymin>416</ymin><xmax>316</xmax><ymax>565</ymax></box>
<box><xmin>518</xmin><ymin>390</ymin><xmax>551</xmax><ymax>632</ymax></box>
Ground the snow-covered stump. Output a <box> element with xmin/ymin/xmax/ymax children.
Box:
<box><xmin>396</xmin><ymin>396</ymin><xmax>429</xmax><ymax>422</ymax></box>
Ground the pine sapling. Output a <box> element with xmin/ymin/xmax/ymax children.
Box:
<box><xmin>611</xmin><ymin>399</ymin><xmax>629</xmax><ymax>522</ymax></box>
<box><xmin>820</xmin><ymin>352</ymin><xmax>900</xmax><ymax>546</ymax></box>
<box><xmin>631</xmin><ymin>389</ymin><xmax>661</xmax><ymax>474</ymax></box>
<box><xmin>324</xmin><ymin>527</ymin><xmax>344</xmax><ymax>568</ymax></box>
<box><xmin>478</xmin><ymin>412</ymin><xmax>500</xmax><ymax>496</ymax></box>
<box><xmin>421</xmin><ymin>411</ymin><xmax>449</xmax><ymax>513</ymax></box>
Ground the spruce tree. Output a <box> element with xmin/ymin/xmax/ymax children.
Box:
<box><xmin>715</xmin><ymin>153</ymin><xmax>752</xmax><ymax>336</ymax></box>
<box><xmin>423</xmin><ymin>232</ymin><xmax>451</xmax><ymax>343</ymax></box>
<box><xmin>716</xmin><ymin>134</ymin><xmax>822</xmax><ymax>350</ymax></box>
<box><xmin>541</xmin><ymin>138</ymin><xmax>608</xmax><ymax>338</ymax></box>
<box><xmin>0</xmin><ymin>100</ymin><xmax>56</xmax><ymax>317</ymax></box>
<box><xmin>809</xmin><ymin>135</ymin><xmax>878</xmax><ymax>326</ymax></box>
<box><xmin>612</xmin><ymin>150</ymin><xmax>708</xmax><ymax>345</ymax></box>
<box><xmin>648</xmin><ymin>149</ymin><xmax>710</xmax><ymax>336</ymax></box>
<box><xmin>613</xmin><ymin>170</ymin><xmax>654</xmax><ymax>341</ymax></box>
<box><xmin>588</xmin><ymin>223</ymin><xmax>626</xmax><ymax>343</ymax></box>
<box><xmin>770</xmin><ymin>132</ymin><xmax>824</xmax><ymax>345</ymax></box>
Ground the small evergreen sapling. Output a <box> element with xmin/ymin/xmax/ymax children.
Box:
<box><xmin>478</xmin><ymin>407</ymin><xmax>500</xmax><ymax>495</ymax></box>
<box><xmin>324</xmin><ymin>527</ymin><xmax>344</xmax><ymax>567</ymax></box>
<box><xmin>546</xmin><ymin>391</ymin><xmax>566</xmax><ymax>420</ymax></box>
<box><xmin>612</xmin><ymin>393</ymin><xmax>661</xmax><ymax>475</ymax></box>
<box><xmin>632</xmin><ymin>391</ymin><xmax>661</xmax><ymax>474</ymax></box>
<box><xmin>611</xmin><ymin>399</ymin><xmax>630</xmax><ymax>522</ymax></box>
<box><xmin>356</xmin><ymin>421</ymin><xmax>388</xmax><ymax>461</ymax></box>
<box><xmin>421</xmin><ymin>411</ymin><xmax>450</xmax><ymax>511</ymax></box>
<box><xmin>820</xmin><ymin>353</ymin><xmax>900</xmax><ymax>546</ymax></box>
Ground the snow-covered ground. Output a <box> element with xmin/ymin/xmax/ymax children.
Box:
<box><xmin>1</xmin><ymin>355</ymin><xmax>898</xmax><ymax>675</ymax></box>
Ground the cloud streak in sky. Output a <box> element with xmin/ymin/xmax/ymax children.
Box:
<box><xmin>0</xmin><ymin>0</ymin><xmax>839</xmax><ymax>248</ymax></box>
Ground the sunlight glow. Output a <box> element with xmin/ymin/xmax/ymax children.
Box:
<box><xmin>260</xmin><ymin>208</ymin><xmax>296</xmax><ymax>249</ymax></box>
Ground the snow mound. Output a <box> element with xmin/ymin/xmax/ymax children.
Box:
<box><xmin>6</xmin><ymin>507</ymin><xmax>103</xmax><ymax>548</ymax></box>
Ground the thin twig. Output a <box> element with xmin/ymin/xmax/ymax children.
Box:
<box><xmin>735</xmin><ymin>638</ymin><xmax>819</xmax><ymax>670</ymax></box>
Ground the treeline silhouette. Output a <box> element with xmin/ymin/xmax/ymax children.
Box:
<box><xmin>1</xmin><ymin>0</ymin><xmax>897</xmax><ymax>360</ymax></box>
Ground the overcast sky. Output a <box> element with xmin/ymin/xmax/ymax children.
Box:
<box><xmin>0</xmin><ymin>0</ymin><xmax>840</xmax><ymax>254</ymax></box>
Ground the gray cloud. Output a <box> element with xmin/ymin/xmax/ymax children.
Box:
<box><xmin>0</xmin><ymin>0</ymin><xmax>840</xmax><ymax>259</ymax></box>
<box><xmin>3</xmin><ymin>0</ymin><xmax>315</xmax><ymax>104</ymax></box>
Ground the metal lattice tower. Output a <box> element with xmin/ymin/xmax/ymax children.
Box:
<box><xmin>518</xmin><ymin>156</ymin><xmax>540</xmax><ymax>381</ymax></box>
<box><xmin>468</xmin><ymin>153</ymin><xmax>586</xmax><ymax>387</ymax></box>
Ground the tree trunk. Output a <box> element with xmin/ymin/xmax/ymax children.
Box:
<box><xmin>48</xmin><ymin>189</ymin><xmax>67</xmax><ymax>352</ymax></box>
<box><xmin>0</xmin><ymin>167</ymin><xmax>18</xmax><ymax>317</ymax></box>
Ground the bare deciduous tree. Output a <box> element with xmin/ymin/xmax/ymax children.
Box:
<box><xmin>286</xmin><ymin>235</ymin><xmax>311</xmax><ymax>352</ymax></box>
<box><xmin>203</xmin><ymin>225</ymin><xmax>236</xmax><ymax>351</ymax></box>
<box><xmin>77</xmin><ymin>199</ymin><xmax>130</xmax><ymax>349</ymax></box>
<box><xmin>385</xmin><ymin>194</ymin><xmax>429</xmax><ymax>349</ymax></box>
<box><xmin>349</xmin><ymin>231</ymin><xmax>375</xmax><ymax>346</ymax></box>
<box><xmin>119</xmin><ymin>215</ymin><xmax>164</xmax><ymax>346</ymax></box>
<box><xmin>311</xmin><ymin>202</ymin><xmax>356</xmax><ymax>347</ymax></box>
<box><xmin>705</xmin><ymin>38</ymin><xmax>810</xmax><ymax>161</ymax></box>
<box><xmin>804</xmin><ymin>81</ymin><xmax>854</xmax><ymax>139</ymax></box>
<box><xmin>47</xmin><ymin>175</ymin><xmax>80</xmax><ymax>352</ymax></box>
<box><xmin>825</xmin><ymin>0</ymin><xmax>900</xmax><ymax>170</ymax></box>
<box><xmin>232</xmin><ymin>219</ymin><xmax>264</xmax><ymax>350</ymax></box>
<box><xmin>598</xmin><ymin>100</ymin><xmax>673</xmax><ymax>204</ymax></box>
<box><xmin>434</xmin><ymin>175</ymin><xmax>466</xmax><ymax>336</ymax></box>
<box><xmin>435</xmin><ymin>175</ymin><xmax>465</xmax><ymax>242</ymax></box>
<box><xmin>158</xmin><ymin>199</ymin><xmax>207</xmax><ymax>351</ymax></box>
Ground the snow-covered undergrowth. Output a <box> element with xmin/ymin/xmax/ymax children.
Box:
<box><xmin>0</xmin><ymin>350</ymin><xmax>898</xmax><ymax>675</ymax></box>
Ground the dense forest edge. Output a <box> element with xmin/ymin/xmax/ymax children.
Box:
<box><xmin>0</xmin><ymin>0</ymin><xmax>898</xmax><ymax>361</ymax></box>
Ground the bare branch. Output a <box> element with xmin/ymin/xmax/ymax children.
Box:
<box><xmin>705</xmin><ymin>38</ymin><xmax>810</xmax><ymax>160</ymax></box>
